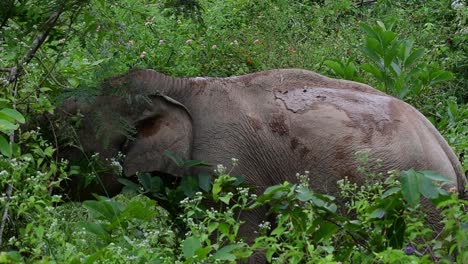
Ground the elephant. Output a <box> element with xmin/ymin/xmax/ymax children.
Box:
<box><xmin>59</xmin><ymin>68</ymin><xmax>465</xmax><ymax>258</ymax></box>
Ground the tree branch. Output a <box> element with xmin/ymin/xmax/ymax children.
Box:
<box><xmin>7</xmin><ymin>6</ymin><xmax>65</xmax><ymax>83</ymax></box>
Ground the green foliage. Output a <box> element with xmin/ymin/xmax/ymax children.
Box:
<box><xmin>0</xmin><ymin>0</ymin><xmax>467</xmax><ymax>263</ymax></box>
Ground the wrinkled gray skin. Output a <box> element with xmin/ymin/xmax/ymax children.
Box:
<box><xmin>63</xmin><ymin>69</ymin><xmax>465</xmax><ymax>262</ymax></box>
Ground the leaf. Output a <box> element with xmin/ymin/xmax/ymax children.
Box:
<box><xmin>122</xmin><ymin>199</ymin><xmax>155</xmax><ymax>221</ymax></box>
<box><xmin>312</xmin><ymin>221</ymin><xmax>339</xmax><ymax>242</ymax></box>
<box><xmin>382</xmin><ymin>186</ymin><xmax>401</xmax><ymax>198</ymax></box>
<box><xmin>198</xmin><ymin>173</ymin><xmax>212</xmax><ymax>192</ymax></box>
<box><xmin>384</xmin><ymin>46</ymin><xmax>399</xmax><ymax>69</ymax></box>
<box><xmin>429</xmin><ymin>71</ymin><xmax>453</xmax><ymax>86</ymax></box>
<box><xmin>420</xmin><ymin>171</ymin><xmax>453</xmax><ymax>183</ymax></box>
<box><xmin>369</xmin><ymin>208</ymin><xmax>386</xmax><ymax>219</ymax></box>
<box><xmin>0</xmin><ymin>120</ymin><xmax>18</xmax><ymax>131</ymax></box>
<box><xmin>183</xmin><ymin>236</ymin><xmax>202</xmax><ymax>259</ymax></box>
<box><xmin>381</xmin><ymin>31</ymin><xmax>397</xmax><ymax>48</ymax></box>
<box><xmin>418</xmin><ymin>174</ymin><xmax>440</xmax><ymax>199</ymax></box>
<box><xmin>324</xmin><ymin>60</ymin><xmax>345</xmax><ymax>77</ymax></box>
<box><xmin>219</xmin><ymin>194</ymin><xmax>231</xmax><ymax>204</ymax></box>
<box><xmin>118</xmin><ymin>178</ymin><xmax>140</xmax><ymax>193</ymax></box>
<box><xmin>400</xmin><ymin>170</ymin><xmax>421</xmax><ymax>207</ymax></box>
<box><xmin>183</xmin><ymin>160</ymin><xmax>212</xmax><ymax>168</ymax></box>
<box><xmin>365</xmin><ymin>38</ymin><xmax>383</xmax><ymax>58</ymax></box>
<box><xmin>0</xmin><ymin>108</ymin><xmax>25</xmax><ymax>124</ymax></box>
<box><xmin>213</xmin><ymin>244</ymin><xmax>244</xmax><ymax>261</ymax></box>
<box><xmin>360</xmin><ymin>23</ymin><xmax>379</xmax><ymax>40</ymax></box>
<box><xmin>344</xmin><ymin>61</ymin><xmax>356</xmax><ymax>80</ymax></box>
<box><xmin>83</xmin><ymin>198</ymin><xmax>123</xmax><ymax>221</ymax></box>
<box><xmin>180</xmin><ymin>176</ymin><xmax>199</xmax><ymax>197</ymax></box>
<box><xmin>164</xmin><ymin>150</ymin><xmax>183</xmax><ymax>166</ymax></box>
<box><xmin>388</xmin><ymin>217</ymin><xmax>406</xmax><ymax>248</ymax></box>
<box><xmin>296</xmin><ymin>185</ymin><xmax>315</xmax><ymax>202</ymax></box>
<box><xmin>404</xmin><ymin>48</ymin><xmax>424</xmax><ymax>67</ymax></box>
<box><xmin>80</xmin><ymin>222</ymin><xmax>109</xmax><ymax>237</ymax></box>
<box><xmin>361</xmin><ymin>64</ymin><xmax>384</xmax><ymax>81</ymax></box>
<box><xmin>0</xmin><ymin>135</ymin><xmax>12</xmax><ymax>157</ymax></box>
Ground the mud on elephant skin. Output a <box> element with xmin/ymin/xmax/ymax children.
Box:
<box><xmin>58</xmin><ymin>68</ymin><xmax>466</xmax><ymax>229</ymax></box>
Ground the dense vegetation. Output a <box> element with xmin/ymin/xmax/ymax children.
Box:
<box><xmin>0</xmin><ymin>0</ymin><xmax>467</xmax><ymax>263</ymax></box>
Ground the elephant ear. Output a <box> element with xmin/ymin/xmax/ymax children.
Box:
<box><xmin>123</xmin><ymin>95</ymin><xmax>193</xmax><ymax>177</ymax></box>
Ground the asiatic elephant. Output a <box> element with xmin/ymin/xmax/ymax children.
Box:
<box><xmin>60</xmin><ymin>68</ymin><xmax>465</xmax><ymax>230</ymax></box>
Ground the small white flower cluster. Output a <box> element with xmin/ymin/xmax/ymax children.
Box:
<box><xmin>0</xmin><ymin>170</ymin><xmax>9</xmax><ymax>177</ymax></box>
<box><xmin>258</xmin><ymin>221</ymin><xmax>271</xmax><ymax>233</ymax></box>
<box><xmin>231</xmin><ymin>157</ymin><xmax>239</xmax><ymax>166</ymax></box>
<box><xmin>179</xmin><ymin>194</ymin><xmax>203</xmax><ymax>206</ymax></box>
<box><xmin>109</xmin><ymin>158</ymin><xmax>123</xmax><ymax>175</ymax></box>
<box><xmin>214</xmin><ymin>164</ymin><xmax>227</xmax><ymax>174</ymax></box>
<box><xmin>296</xmin><ymin>171</ymin><xmax>310</xmax><ymax>187</ymax></box>
<box><xmin>236</xmin><ymin>186</ymin><xmax>248</xmax><ymax>195</ymax></box>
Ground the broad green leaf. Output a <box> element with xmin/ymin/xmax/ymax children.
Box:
<box><xmin>376</xmin><ymin>21</ymin><xmax>386</xmax><ymax>30</ymax></box>
<box><xmin>390</xmin><ymin>61</ymin><xmax>401</xmax><ymax>76</ymax></box>
<box><xmin>0</xmin><ymin>120</ymin><xmax>18</xmax><ymax>131</ymax></box>
<box><xmin>404</xmin><ymin>48</ymin><xmax>424</xmax><ymax>67</ymax></box>
<box><xmin>181</xmin><ymin>175</ymin><xmax>199</xmax><ymax>197</ymax></box>
<box><xmin>80</xmin><ymin>222</ymin><xmax>109</xmax><ymax>237</ymax></box>
<box><xmin>218</xmin><ymin>222</ymin><xmax>230</xmax><ymax>236</ymax></box>
<box><xmin>344</xmin><ymin>62</ymin><xmax>356</xmax><ymax>80</ymax></box>
<box><xmin>400</xmin><ymin>170</ymin><xmax>421</xmax><ymax>207</ymax></box>
<box><xmin>418</xmin><ymin>174</ymin><xmax>440</xmax><ymax>199</ymax></box>
<box><xmin>164</xmin><ymin>150</ymin><xmax>183</xmax><ymax>166</ymax></box>
<box><xmin>118</xmin><ymin>178</ymin><xmax>140</xmax><ymax>192</ymax></box>
<box><xmin>420</xmin><ymin>171</ymin><xmax>453</xmax><ymax>183</ymax></box>
<box><xmin>360</xmin><ymin>23</ymin><xmax>379</xmax><ymax>40</ymax></box>
<box><xmin>323</xmin><ymin>60</ymin><xmax>345</xmax><ymax>77</ymax></box>
<box><xmin>296</xmin><ymin>185</ymin><xmax>315</xmax><ymax>201</ymax></box>
<box><xmin>212</xmin><ymin>180</ymin><xmax>221</xmax><ymax>201</ymax></box>
<box><xmin>384</xmin><ymin>47</ymin><xmax>399</xmax><ymax>68</ymax></box>
<box><xmin>381</xmin><ymin>31</ymin><xmax>397</xmax><ymax>48</ymax></box>
<box><xmin>399</xmin><ymin>39</ymin><xmax>413</xmax><ymax>61</ymax></box>
<box><xmin>83</xmin><ymin>198</ymin><xmax>123</xmax><ymax>221</ymax></box>
<box><xmin>369</xmin><ymin>208</ymin><xmax>386</xmax><ymax>219</ymax></box>
<box><xmin>219</xmin><ymin>194</ymin><xmax>231</xmax><ymax>204</ymax></box>
<box><xmin>194</xmin><ymin>246</ymin><xmax>211</xmax><ymax>260</ymax></box>
<box><xmin>122</xmin><ymin>199</ymin><xmax>155</xmax><ymax>221</ymax></box>
<box><xmin>182</xmin><ymin>236</ymin><xmax>202</xmax><ymax>259</ymax></box>
<box><xmin>0</xmin><ymin>135</ymin><xmax>12</xmax><ymax>157</ymax></box>
<box><xmin>312</xmin><ymin>221</ymin><xmax>339</xmax><ymax>242</ymax></box>
<box><xmin>361</xmin><ymin>64</ymin><xmax>384</xmax><ymax>81</ymax></box>
<box><xmin>429</xmin><ymin>71</ymin><xmax>453</xmax><ymax>86</ymax></box>
<box><xmin>213</xmin><ymin>244</ymin><xmax>244</xmax><ymax>261</ymax></box>
<box><xmin>0</xmin><ymin>108</ymin><xmax>25</xmax><ymax>124</ymax></box>
<box><xmin>382</xmin><ymin>186</ymin><xmax>401</xmax><ymax>198</ymax></box>
<box><xmin>183</xmin><ymin>160</ymin><xmax>211</xmax><ymax>168</ymax></box>
<box><xmin>198</xmin><ymin>172</ymin><xmax>212</xmax><ymax>192</ymax></box>
<box><xmin>365</xmin><ymin>38</ymin><xmax>383</xmax><ymax>57</ymax></box>
<box><xmin>290</xmin><ymin>208</ymin><xmax>308</xmax><ymax>232</ymax></box>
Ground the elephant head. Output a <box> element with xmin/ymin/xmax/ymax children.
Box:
<box><xmin>58</xmin><ymin>75</ymin><xmax>193</xmax><ymax>199</ymax></box>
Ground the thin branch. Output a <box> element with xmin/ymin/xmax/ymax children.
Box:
<box><xmin>0</xmin><ymin>184</ymin><xmax>13</xmax><ymax>248</ymax></box>
<box><xmin>7</xmin><ymin>6</ymin><xmax>65</xmax><ymax>83</ymax></box>
<box><xmin>0</xmin><ymin>68</ymin><xmax>12</xmax><ymax>73</ymax></box>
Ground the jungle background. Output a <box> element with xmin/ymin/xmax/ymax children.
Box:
<box><xmin>0</xmin><ymin>0</ymin><xmax>467</xmax><ymax>263</ymax></box>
